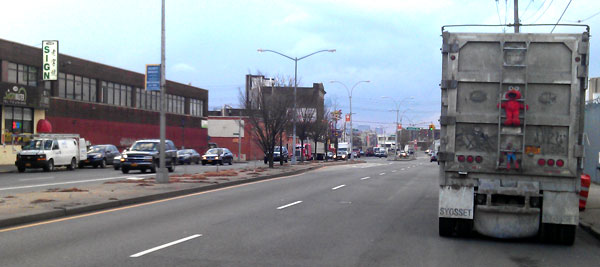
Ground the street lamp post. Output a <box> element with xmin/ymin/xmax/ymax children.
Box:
<box><xmin>257</xmin><ymin>49</ymin><xmax>335</xmax><ymax>164</ymax></box>
<box><xmin>381</xmin><ymin>96</ymin><xmax>414</xmax><ymax>160</ymax></box>
<box><xmin>330</xmin><ymin>80</ymin><xmax>370</xmax><ymax>160</ymax></box>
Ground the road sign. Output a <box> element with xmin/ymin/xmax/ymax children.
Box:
<box><xmin>345</xmin><ymin>114</ymin><xmax>350</xmax><ymax>122</ymax></box>
<box><xmin>397</xmin><ymin>124</ymin><xmax>402</xmax><ymax>130</ymax></box>
<box><xmin>145</xmin><ymin>64</ymin><xmax>161</xmax><ymax>91</ymax></box>
<box><xmin>406</xmin><ymin>127</ymin><xmax>421</xmax><ymax>130</ymax></box>
<box><xmin>42</xmin><ymin>40</ymin><xmax>58</xmax><ymax>81</ymax></box>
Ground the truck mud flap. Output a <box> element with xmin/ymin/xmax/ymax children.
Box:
<box><xmin>438</xmin><ymin>185</ymin><xmax>474</xmax><ymax>219</ymax></box>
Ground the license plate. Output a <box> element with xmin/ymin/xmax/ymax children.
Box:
<box><xmin>207</xmin><ymin>160</ymin><xmax>212</xmax><ymax>162</ymax></box>
<box><xmin>25</xmin><ymin>163</ymin><xmax>31</xmax><ymax>167</ymax></box>
<box><xmin>131</xmin><ymin>163</ymin><xmax>138</xmax><ymax>167</ymax></box>
<box><xmin>85</xmin><ymin>160</ymin><xmax>90</xmax><ymax>163</ymax></box>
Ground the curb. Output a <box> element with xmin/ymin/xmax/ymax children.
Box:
<box><xmin>0</xmin><ymin>163</ymin><xmax>339</xmax><ymax>229</ymax></box>
<box><xmin>579</xmin><ymin>220</ymin><xmax>600</xmax><ymax>240</ymax></box>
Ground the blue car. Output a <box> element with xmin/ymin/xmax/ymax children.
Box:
<box><xmin>79</xmin><ymin>144</ymin><xmax>120</xmax><ymax>168</ymax></box>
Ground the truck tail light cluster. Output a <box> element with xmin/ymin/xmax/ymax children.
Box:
<box><xmin>457</xmin><ymin>155</ymin><xmax>483</xmax><ymax>163</ymax></box>
<box><xmin>538</xmin><ymin>158</ymin><xmax>564</xmax><ymax>167</ymax></box>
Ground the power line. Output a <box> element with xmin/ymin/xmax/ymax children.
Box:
<box><xmin>522</xmin><ymin>0</ymin><xmax>547</xmax><ymax>21</ymax></box>
<box><xmin>496</xmin><ymin>0</ymin><xmax>503</xmax><ymax>25</ymax></box>
<box><xmin>550</xmin><ymin>0</ymin><xmax>573</xmax><ymax>33</ymax></box>
<box><xmin>505</xmin><ymin>0</ymin><xmax>509</xmax><ymax>25</ymax></box>
<box><xmin>522</xmin><ymin>0</ymin><xmax>535</xmax><ymax>16</ymax></box>
<box><xmin>531</xmin><ymin>0</ymin><xmax>554</xmax><ymax>23</ymax></box>
<box><xmin>573</xmin><ymin>10</ymin><xmax>600</xmax><ymax>23</ymax></box>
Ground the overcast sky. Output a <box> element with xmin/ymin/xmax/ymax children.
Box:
<box><xmin>2</xmin><ymin>0</ymin><xmax>600</xmax><ymax>132</ymax></box>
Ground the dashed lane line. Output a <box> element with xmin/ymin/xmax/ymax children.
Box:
<box><xmin>277</xmin><ymin>201</ymin><xmax>303</xmax><ymax>210</ymax></box>
<box><xmin>360</xmin><ymin>176</ymin><xmax>370</xmax><ymax>180</ymax></box>
<box><xmin>130</xmin><ymin>234</ymin><xmax>202</xmax><ymax>258</ymax></box>
<box><xmin>332</xmin><ymin>184</ymin><xmax>346</xmax><ymax>190</ymax></box>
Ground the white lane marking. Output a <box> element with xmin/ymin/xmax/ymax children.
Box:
<box><xmin>126</xmin><ymin>177</ymin><xmax>145</xmax><ymax>181</ymax></box>
<box><xmin>332</xmin><ymin>184</ymin><xmax>346</xmax><ymax>190</ymax></box>
<box><xmin>130</xmin><ymin>234</ymin><xmax>202</xmax><ymax>258</ymax></box>
<box><xmin>18</xmin><ymin>176</ymin><xmax>55</xmax><ymax>181</ymax></box>
<box><xmin>401</xmin><ymin>168</ymin><xmax>405</xmax><ymax>171</ymax></box>
<box><xmin>388</xmin><ymin>163</ymin><xmax>393</xmax><ymax>165</ymax></box>
<box><xmin>277</xmin><ymin>201</ymin><xmax>303</xmax><ymax>210</ymax></box>
<box><xmin>391</xmin><ymin>170</ymin><xmax>397</xmax><ymax>173</ymax></box>
<box><xmin>379</xmin><ymin>173</ymin><xmax>385</xmax><ymax>176</ymax></box>
<box><xmin>360</xmin><ymin>176</ymin><xmax>371</xmax><ymax>180</ymax></box>
<box><xmin>0</xmin><ymin>174</ymin><xmax>154</xmax><ymax>191</ymax></box>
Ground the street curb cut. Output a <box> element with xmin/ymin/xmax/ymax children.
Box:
<box><xmin>579</xmin><ymin>220</ymin><xmax>600</xmax><ymax>240</ymax></box>
<box><xmin>0</xmin><ymin>162</ymin><xmax>358</xmax><ymax>229</ymax></box>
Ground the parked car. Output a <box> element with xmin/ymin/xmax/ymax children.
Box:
<box><xmin>398</xmin><ymin>150</ymin><xmax>408</xmax><ymax>158</ymax></box>
<box><xmin>360</xmin><ymin>150</ymin><xmax>365</xmax><ymax>157</ymax></box>
<box><xmin>264</xmin><ymin>146</ymin><xmax>288</xmax><ymax>164</ymax></box>
<box><xmin>15</xmin><ymin>134</ymin><xmax>87</xmax><ymax>172</ymax></box>
<box><xmin>113</xmin><ymin>154</ymin><xmax>122</xmax><ymax>170</ymax></box>
<box><xmin>177</xmin><ymin>149</ymin><xmax>201</xmax><ymax>165</ymax></box>
<box><xmin>202</xmin><ymin>148</ymin><xmax>234</xmax><ymax>165</ymax></box>
<box><xmin>334</xmin><ymin>151</ymin><xmax>348</xmax><ymax>161</ymax></box>
<box><xmin>430</xmin><ymin>152</ymin><xmax>438</xmax><ymax>162</ymax></box>
<box><xmin>120</xmin><ymin>139</ymin><xmax>177</xmax><ymax>174</ymax></box>
<box><xmin>326</xmin><ymin>151</ymin><xmax>334</xmax><ymax>160</ymax></box>
<box><xmin>79</xmin><ymin>144</ymin><xmax>120</xmax><ymax>168</ymax></box>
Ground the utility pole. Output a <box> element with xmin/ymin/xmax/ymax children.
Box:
<box><xmin>514</xmin><ymin>0</ymin><xmax>520</xmax><ymax>33</ymax></box>
<box><xmin>157</xmin><ymin>0</ymin><xmax>168</xmax><ymax>183</ymax></box>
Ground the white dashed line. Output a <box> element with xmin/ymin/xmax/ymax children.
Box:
<box><xmin>130</xmin><ymin>234</ymin><xmax>202</xmax><ymax>258</ymax></box>
<box><xmin>401</xmin><ymin>168</ymin><xmax>405</xmax><ymax>170</ymax></box>
<box><xmin>379</xmin><ymin>173</ymin><xmax>385</xmax><ymax>176</ymax></box>
<box><xmin>332</xmin><ymin>184</ymin><xmax>346</xmax><ymax>190</ymax></box>
<box><xmin>391</xmin><ymin>170</ymin><xmax>397</xmax><ymax>173</ymax></box>
<box><xmin>277</xmin><ymin>201</ymin><xmax>303</xmax><ymax>210</ymax></box>
<box><xmin>361</xmin><ymin>176</ymin><xmax>371</xmax><ymax>180</ymax></box>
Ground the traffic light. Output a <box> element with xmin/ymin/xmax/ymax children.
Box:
<box><xmin>429</xmin><ymin>124</ymin><xmax>435</xmax><ymax>131</ymax></box>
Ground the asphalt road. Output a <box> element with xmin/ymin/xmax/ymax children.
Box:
<box><xmin>1</xmin><ymin>156</ymin><xmax>600</xmax><ymax>266</ymax></box>
<box><xmin>0</xmin><ymin>160</ymin><xmax>264</xmax><ymax>194</ymax></box>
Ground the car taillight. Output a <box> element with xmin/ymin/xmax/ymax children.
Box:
<box><xmin>466</xmin><ymin>156</ymin><xmax>474</xmax><ymax>163</ymax></box>
<box><xmin>556</xmin><ymin>159</ymin><xmax>564</xmax><ymax>167</ymax></box>
<box><xmin>547</xmin><ymin>159</ymin><xmax>555</xmax><ymax>166</ymax></box>
<box><xmin>457</xmin><ymin>155</ymin><xmax>465</xmax><ymax>162</ymax></box>
<box><xmin>475</xmin><ymin>156</ymin><xmax>483</xmax><ymax>163</ymax></box>
<box><xmin>538</xmin><ymin>159</ymin><xmax>546</xmax><ymax>166</ymax></box>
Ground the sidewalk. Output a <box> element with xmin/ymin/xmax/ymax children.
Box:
<box><xmin>579</xmin><ymin>181</ymin><xmax>600</xmax><ymax>238</ymax></box>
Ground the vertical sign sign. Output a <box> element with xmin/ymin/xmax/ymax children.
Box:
<box><xmin>145</xmin><ymin>64</ymin><xmax>161</xmax><ymax>91</ymax></box>
<box><xmin>42</xmin><ymin>40</ymin><xmax>58</xmax><ymax>81</ymax></box>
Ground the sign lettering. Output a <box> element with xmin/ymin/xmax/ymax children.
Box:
<box><xmin>42</xmin><ymin>40</ymin><xmax>58</xmax><ymax>81</ymax></box>
<box><xmin>145</xmin><ymin>64</ymin><xmax>161</xmax><ymax>91</ymax></box>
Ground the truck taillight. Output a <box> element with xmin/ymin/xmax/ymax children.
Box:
<box><xmin>457</xmin><ymin>155</ymin><xmax>465</xmax><ymax>162</ymax></box>
<box><xmin>538</xmin><ymin>159</ymin><xmax>546</xmax><ymax>166</ymax></box>
<box><xmin>475</xmin><ymin>156</ymin><xmax>483</xmax><ymax>163</ymax></box>
<box><xmin>547</xmin><ymin>159</ymin><xmax>555</xmax><ymax>166</ymax></box>
<box><xmin>556</xmin><ymin>159</ymin><xmax>564</xmax><ymax>167</ymax></box>
<box><xmin>466</xmin><ymin>156</ymin><xmax>474</xmax><ymax>163</ymax></box>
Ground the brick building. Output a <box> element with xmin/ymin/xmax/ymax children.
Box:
<box><xmin>0</xmin><ymin>38</ymin><xmax>208</xmax><ymax>165</ymax></box>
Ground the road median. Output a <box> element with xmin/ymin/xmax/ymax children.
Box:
<box><xmin>0</xmin><ymin>160</ymin><xmax>362</xmax><ymax>229</ymax></box>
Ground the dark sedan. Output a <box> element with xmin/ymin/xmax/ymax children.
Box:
<box><xmin>79</xmin><ymin>144</ymin><xmax>120</xmax><ymax>168</ymax></box>
<box><xmin>177</xmin><ymin>149</ymin><xmax>200</xmax><ymax>165</ymax></box>
<box><xmin>202</xmin><ymin>148</ymin><xmax>233</xmax><ymax>165</ymax></box>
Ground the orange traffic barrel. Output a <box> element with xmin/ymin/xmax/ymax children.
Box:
<box><xmin>580</xmin><ymin>173</ymin><xmax>591</xmax><ymax>211</ymax></box>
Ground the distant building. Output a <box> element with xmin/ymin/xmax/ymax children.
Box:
<box><xmin>588</xmin><ymin>77</ymin><xmax>600</xmax><ymax>101</ymax></box>
<box><xmin>375</xmin><ymin>127</ymin><xmax>384</xmax><ymax>135</ymax></box>
<box><xmin>357</xmin><ymin>125</ymin><xmax>370</xmax><ymax>131</ymax></box>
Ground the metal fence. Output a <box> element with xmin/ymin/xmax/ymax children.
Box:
<box><xmin>584</xmin><ymin>101</ymin><xmax>600</xmax><ymax>183</ymax></box>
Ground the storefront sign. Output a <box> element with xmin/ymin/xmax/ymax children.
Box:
<box><xmin>1</xmin><ymin>82</ymin><xmax>48</xmax><ymax>109</ymax></box>
<box><xmin>145</xmin><ymin>64</ymin><xmax>161</xmax><ymax>91</ymax></box>
<box><xmin>42</xmin><ymin>40</ymin><xmax>59</xmax><ymax>81</ymax></box>
<box><xmin>3</xmin><ymin>85</ymin><xmax>27</xmax><ymax>106</ymax></box>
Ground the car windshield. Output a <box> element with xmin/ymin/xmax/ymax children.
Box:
<box><xmin>274</xmin><ymin>147</ymin><xmax>284</xmax><ymax>152</ymax></box>
<box><xmin>206</xmin><ymin>148</ymin><xmax>223</xmax><ymax>155</ymax></box>
<box><xmin>22</xmin><ymin>140</ymin><xmax>53</xmax><ymax>150</ymax></box>
<box><xmin>88</xmin><ymin>146</ymin><xmax>105</xmax><ymax>153</ymax></box>
<box><xmin>130</xmin><ymin>142</ymin><xmax>157</xmax><ymax>151</ymax></box>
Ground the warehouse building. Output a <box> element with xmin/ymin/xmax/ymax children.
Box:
<box><xmin>0</xmin><ymin>38</ymin><xmax>208</xmax><ymax>165</ymax></box>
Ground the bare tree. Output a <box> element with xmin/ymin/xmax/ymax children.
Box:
<box><xmin>295</xmin><ymin>107</ymin><xmax>316</xmax><ymax>162</ymax></box>
<box><xmin>308</xmin><ymin>107</ymin><xmax>330</xmax><ymax>161</ymax></box>
<box><xmin>240</xmin><ymin>87</ymin><xmax>292</xmax><ymax>168</ymax></box>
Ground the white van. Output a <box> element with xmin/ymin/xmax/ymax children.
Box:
<box><xmin>15</xmin><ymin>134</ymin><xmax>87</xmax><ymax>172</ymax></box>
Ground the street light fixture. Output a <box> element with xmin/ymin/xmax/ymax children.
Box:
<box><xmin>257</xmin><ymin>48</ymin><xmax>335</xmax><ymax>164</ymax></box>
<box><xmin>381</xmin><ymin>96</ymin><xmax>414</xmax><ymax>159</ymax></box>
<box><xmin>330</xmin><ymin>80</ymin><xmax>370</xmax><ymax>160</ymax></box>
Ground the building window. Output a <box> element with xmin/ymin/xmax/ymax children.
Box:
<box><xmin>7</xmin><ymin>62</ymin><xmax>37</xmax><ymax>86</ymax></box>
<box><xmin>102</xmin><ymin>81</ymin><xmax>132</xmax><ymax>107</ymax></box>
<box><xmin>58</xmin><ymin>72</ymin><xmax>97</xmax><ymax>102</ymax></box>
<box><xmin>190</xmin><ymin>99</ymin><xmax>203</xmax><ymax>117</ymax></box>
<box><xmin>4</xmin><ymin>106</ymin><xmax>33</xmax><ymax>134</ymax></box>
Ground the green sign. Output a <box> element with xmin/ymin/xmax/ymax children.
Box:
<box><xmin>406</xmin><ymin>127</ymin><xmax>421</xmax><ymax>130</ymax></box>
